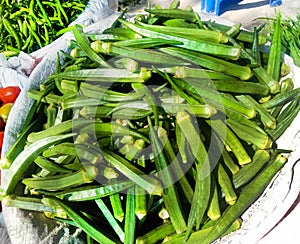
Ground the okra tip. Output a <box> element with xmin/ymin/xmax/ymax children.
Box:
<box><xmin>0</xmin><ymin>188</ymin><xmax>6</xmax><ymax>201</ymax></box>
<box><xmin>0</xmin><ymin>158</ymin><xmax>11</xmax><ymax>170</ymax></box>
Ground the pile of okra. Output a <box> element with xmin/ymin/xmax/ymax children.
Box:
<box><xmin>1</xmin><ymin>2</ymin><xmax>299</xmax><ymax>244</ymax></box>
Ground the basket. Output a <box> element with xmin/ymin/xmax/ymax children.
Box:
<box><xmin>1</xmin><ymin>6</ymin><xmax>299</xmax><ymax>244</ymax></box>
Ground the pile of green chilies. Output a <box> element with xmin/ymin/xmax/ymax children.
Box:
<box><xmin>266</xmin><ymin>13</ymin><xmax>300</xmax><ymax>67</ymax></box>
<box><xmin>1</xmin><ymin>2</ymin><xmax>299</xmax><ymax>243</ymax></box>
<box><xmin>0</xmin><ymin>0</ymin><xmax>89</xmax><ymax>57</ymax></box>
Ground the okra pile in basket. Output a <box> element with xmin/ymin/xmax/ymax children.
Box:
<box><xmin>1</xmin><ymin>2</ymin><xmax>299</xmax><ymax>243</ymax></box>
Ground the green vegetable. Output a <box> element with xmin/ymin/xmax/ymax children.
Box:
<box><xmin>202</xmin><ymin>154</ymin><xmax>287</xmax><ymax>244</ymax></box>
<box><xmin>0</xmin><ymin>0</ymin><xmax>89</xmax><ymax>56</ymax></box>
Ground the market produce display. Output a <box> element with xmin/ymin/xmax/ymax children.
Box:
<box><xmin>0</xmin><ymin>0</ymin><xmax>89</xmax><ymax>57</ymax></box>
<box><xmin>0</xmin><ymin>1</ymin><xmax>300</xmax><ymax>243</ymax></box>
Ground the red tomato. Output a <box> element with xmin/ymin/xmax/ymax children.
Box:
<box><xmin>0</xmin><ymin>131</ymin><xmax>4</xmax><ymax>149</ymax></box>
<box><xmin>0</xmin><ymin>86</ymin><xmax>21</xmax><ymax>104</ymax></box>
<box><xmin>0</xmin><ymin>118</ymin><xmax>5</xmax><ymax>131</ymax></box>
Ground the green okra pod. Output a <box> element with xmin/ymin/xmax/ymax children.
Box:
<box><xmin>95</xmin><ymin>198</ymin><xmax>125</xmax><ymax>242</ymax></box>
<box><xmin>119</xmin><ymin>19</ymin><xmax>241</xmax><ymax>60</ymax></box>
<box><xmin>22</xmin><ymin>165</ymin><xmax>97</xmax><ymax>191</ymax></box>
<box><xmin>42</xmin><ymin>196</ymin><xmax>119</xmax><ymax>244</ymax></box>
<box><xmin>1</xmin><ymin>133</ymin><xmax>76</xmax><ymax>195</ymax></box>
<box><xmin>103</xmin><ymin>150</ymin><xmax>163</xmax><ymax>196</ymax></box>
<box><xmin>150</xmin><ymin>125</ymin><xmax>187</xmax><ymax>234</ymax></box>
<box><xmin>54</xmin><ymin>181</ymin><xmax>134</xmax><ymax>201</ymax></box>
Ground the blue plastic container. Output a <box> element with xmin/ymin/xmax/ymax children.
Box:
<box><xmin>201</xmin><ymin>0</ymin><xmax>283</xmax><ymax>16</ymax></box>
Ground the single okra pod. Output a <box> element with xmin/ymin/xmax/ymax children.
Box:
<box><xmin>134</xmin><ymin>185</ymin><xmax>147</xmax><ymax>220</ymax></box>
<box><xmin>55</xmin><ymin>181</ymin><xmax>134</xmax><ymax>201</ymax></box>
<box><xmin>233</xmin><ymin>149</ymin><xmax>271</xmax><ymax>189</ymax></box>
<box><xmin>34</xmin><ymin>156</ymin><xmax>72</xmax><ymax>174</ymax></box>
<box><xmin>27</xmin><ymin>118</ymin><xmax>93</xmax><ymax>143</ymax></box>
<box><xmin>159</xmin><ymin>47</ymin><xmax>250</xmax><ymax>79</ymax></box>
<box><xmin>149</xmin><ymin>125</ymin><xmax>187</xmax><ymax>234</ymax></box>
<box><xmin>22</xmin><ymin>165</ymin><xmax>97</xmax><ymax>191</ymax></box>
<box><xmin>2</xmin><ymin>195</ymin><xmax>56</xmax><ymax>213</ymax></box>
<box><xmin>95</xmin><ymin>198</ymin><xmax>125</xmax><ymax>242</ymax></box>
<box><xmin>136</xmin><ymin>222</ymin><xmax>175</xmax><ymax>244</ymax></box>
<box><xmin>267</xmin><ymin>14</ymin><xmax>282</xmax><ymax>82</ymax></box>
<box><xmin>136</xmin><ymin>21</ymin><xmax>229</xmax><ymax>43</ymax></box>
<box><xmin>124</xmin><ymin>187</ymin><xmax>136</xmax><ymax>244</ymax></box>
<box><xmin>72</xmin><ymin>24</ymin><xmax>111</xmax><ymax>68</ymax></box>
<box><xmin>217</xmin><ymin>163</ymin><xmax>237</xmax><ymax>205</ymax></box>
<box><xmin>49</xmin><ymin>68</ymin><xmax>152</xmax><ymax>83</ymax></box>
<box><xmin>42</xmin><ymin>196</ymin><xmax>119</xmax><ymax>244</ymax></box>
<box><xmin>91</xmin><ymin>40</ymin><xmax>190</xmax><ymax>66</ymax></box>
<box><xmin>1</xmin><ymin>133</ymin><xmax>76</xmax><ymax>195</ymax></box>
<box><xmin>109</xmin><ymin>184</ymin><xmax>125</xmax><ymax>222</ymax></box>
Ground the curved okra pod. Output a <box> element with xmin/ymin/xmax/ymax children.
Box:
<box><xmin>42</xmin><ymin>196</ymin><xmax>120</xmax><ymax>244</ymax></box>
<box><xmin>1</xmin><ymin>133</ymin><xmax>76</xmax><ymax>195</ymax></box>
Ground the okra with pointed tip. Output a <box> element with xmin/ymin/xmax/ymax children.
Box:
<box><xmin>144</xmin><ymin>8</ymin><xmax>201</xmax><ymax>23</ymax></box>
<box><xmin>48</xmin><ymin>67</ymin><xmax>152</xmax><ymax>83</ymax></box>
<box><xmin>207</xmin><ymin>176</ymin><xmax>221</xmax><ymax>221</ymax></box>
<box><xmin>217</xmin><ymin>163</ymin><xmax>237</xmax><ymax>205</ymax></box>
<box><xmin>22</xmin><ymin>165</ymin><xmax>97</xmax><ymax>191</ymax></box>
<box><xmin>175</xmin><ymin>111</ymin><xmax>211</xmax><ymax>239</ymax></box>
<box><xmin>42</xmin><ymin>196</ymin><xmax>119</xmax><ymax>244</ymax></box>
<box><xmin>226</xmin><ymin>118</ymin><xmax>273</xmax><ymax>149</ymax></box>
<box><xmin>150</xmin><ymin>125</ymin><xmax>187</xmax><ymax>233</ymax></box>
<box><xmin>159</xmin><ymin>46</ymin><xmax>251</xmax><ymax>80</ymax></box>
<box><xmin>54</xmin><ymin>181</ymin><xmax>134</xmax><ymax>201</ymax></box>
<box><xmin>136</xmin><ymin>21</ymin><xmax>229</xmax><ymax>43</ymax></box>
<box><xmin>266</xmin><ymin>13</ymin><xmax>282</xmax><ymax>82</ymax></box>
<box><xmin>95</xmin><ymin>198</ymin><xmax>125</xmax><ymax>242</ymax></box>
<box><xmin>2</xmin><ymin>195</ymin><xmax>56</xmax><ymax>213</ymax></box>
<box><xmin>206</xmin><ymin>119</ymin><xmax>252</xmax><ymax>165</ymax></box>
<box><xmin>72</xmin><ymin>24</ymin><xmax>111</xmax><ymax>68</ymax></box>
<box><xmin>114</xmin><ymin>37</ymin><xmax>183</xmax><ymax>48</ymax></box>
<box><xmin>91</xmin><ymin>40</ymin><xmax>190</xmax><ymax>66</ymax></box>
<box><xmin>34</xmin><ymin>156</ymin><xmax>73</xmax><ymax>174</ymax></box>
<box><xmin>27</xmin><ymin>118</ymin><xmax>93</xmax><ymax>143</ymax></box>
<box><xmin>236</xmin><ymin>95</ymin><xmax>276</xmax><ymax>129</ymax></box>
